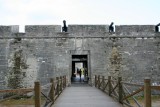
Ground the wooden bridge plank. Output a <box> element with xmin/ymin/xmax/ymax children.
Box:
<box><xmin>53</xmin><ymin>84</ymin><xmax>122</xmax><ymax>107</ymax></box>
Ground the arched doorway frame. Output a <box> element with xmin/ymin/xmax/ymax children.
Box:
<box><xmin>69</xmin><ymin>50</ymin><xmax>91</xmax><ymax>85</ymax></box>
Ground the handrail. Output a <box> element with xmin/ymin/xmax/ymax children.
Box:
<box><xmin>34</xmin><ymin>75</ymin><xmax>67</xmax><ymax>107</ymax></box>
<box><xmin>122</xmin><ymin>87</ymin><xmax>144</xmax><ymax>100</ymax></box>
<box><xmin>151</xmin><ymin>86</ymin><xmax>160</xmax><ymax>90</ymax></box>
<box><xmin>0</xmin><ymin>88</ymin><xmax>34</xmax><ymax>93</ymax></box>
<box><xmin>0</xmin><ymin>75</ymin><xmax>67</xmax><ymax>107</ymax></box>
<box><xmin>94</xmin><ymin>75</ymin><xmax>160</xmax><ymax>107</ymax></box>
<box><xmin>123</xmin><ymin>85</ymin><xmax>141</xmax><ymax>107</ymax></box>
<box><xmin>0</xmin><ymin>88</ymin><xmax>34</xmax><ymax>103</ymax></box>
<box><xmin>121</xmin><ymin>81</ymin><xmax>144</xmax><ymax>87</ymax></box>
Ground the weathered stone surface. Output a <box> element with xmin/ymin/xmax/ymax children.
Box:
<box><xmin>0</xmin><ymin>24</ymin><xmax>160</xmax><ymax>90</ymax></box>
<box><xmin>68</xmin><ymin>25</ymin><xmax>109</xmax><ymax>37</ymax></box>
<box><xmin>116</xmin><ymin>25</ymin><xmax>155</xmax><ymax>37</ymax></box>
<box><xmin>0</xmin><ymin>25</ymin><xmax>19</xmax><ymax>37</ymax></box>
<box><xmin>25</xmin><ymin>25</ymin><xmax>61</xmax><ymax>37</ymax></box>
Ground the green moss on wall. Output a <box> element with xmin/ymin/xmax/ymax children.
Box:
<box><xmin>8</xmin><ymin>48</ymin><xmax>28</xmax><ymax>89</ymax></box>
<box><xmin>109</xmin><ymin>47</ymin><xmax>122</xmax><ymax>80</ymax></box>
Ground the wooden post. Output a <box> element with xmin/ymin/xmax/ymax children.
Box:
<box><xmin>59</xmin><ymin>76</ymin><xmax>61</xmax><ymax>93</ymax></box>
<box><xmin>108</xmin><ymin>76</ymin><xmax>111</xmax><ymax>96</ymax></box>
<box><xmin>118</xmin><ymin>77</ymin><xmax>123</xmax><ymax>104</ymax></box>
<box><xmin>64</xmin><ymin>76</ymin><xmax>66</xmax><ymax>87</ymax></box>
<box><xmin>56</xmin><ymin>77</ymin><xmax>60</xmax><ymax>96</ymax></box>
<box><xmin>102</xmin><ymin>76</ymin><xmax>105</xmax><ymax>91</ymax></box>
<box><xmin>62</xmin><ymin>76</ymin><xmax>65</xmax><ymax>88</ymax></box>
<box><xmin>144</xmin><ymin>77</ymin><xmax>151</xmax><ymax>107</ymax></box>
<box><xmin>61</xmin><ymin>76</ymin><xmax>63</xmax><ymax>91</ymax></box>
<box><xmin>50</xmin><ymin>78</ymin><xmax>55</xmax><ymax>103</ymax></box>
<box><xmin>95</xmin><ymin>75</ymin><xmax>97</xmax><ymax>87</ymax></box>
<box><xmin>60</xmin><ymin>76</ymin><xmax>63</xmax><ymax>93</ymax></box>
<box><xmin>98</xmin><ymin>75</ymin><xmax>100</xmax><ymax>89</ymax></box>
<box><xmin>34</xmin><ymin>81</ymin><xmax>41</xmax><ymax>107</ymax></box>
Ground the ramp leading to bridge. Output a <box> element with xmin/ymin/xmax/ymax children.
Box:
<box><xmin>53</xmin><ymin>83</ymin><xmax>122</xmax><ymax>107</ymax></box>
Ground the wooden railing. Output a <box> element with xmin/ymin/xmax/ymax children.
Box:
<box><xmin>0</xmin><ymin>75</ymin><xmax>67</xmax><ymax>107</ymax></box>
<box><xmin>35</xmin><ymin>76</ymin><xmax>67</xmax><ymax>107</ymax></box>
<box><xmin>95</xmin><ymin>75</ymin><xmax>160</xmax><ymax>107</ymax></box>
<box><xmin>0</xmin><ymin>88</ymin><xmax>34</xmax><ymax>102</ymax></box>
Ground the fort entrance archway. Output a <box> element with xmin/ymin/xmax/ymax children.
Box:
<box><xmin>71</xmin><ymin>55</ymin><xmax>88</xmax><ymax>83</ymax></box>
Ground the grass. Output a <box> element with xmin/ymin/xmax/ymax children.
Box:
<box><xmin>127</xmin><ymin>95</ymin><xmax>160</xmax><ymax>106</ymax></box>
<box><xmin>0</xmin><ymin>96</ymin><xmax>45</xmax><ymax>105</ymax></box>
<box><xmin>1</xmin><ymin>98</ymin><xmax>34</xmax><ymax>105</ymax></box>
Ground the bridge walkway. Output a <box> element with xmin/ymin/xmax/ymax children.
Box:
<box><xmin>53</xmin><ymin>83</ymin><xmax>122</xmax><ymax>107</ymax></box>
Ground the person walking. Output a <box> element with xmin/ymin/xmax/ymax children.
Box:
<box><xmin>79</xmin><ymin>68</ymin><xmax>82</xmax><ymax>81</ymax></box>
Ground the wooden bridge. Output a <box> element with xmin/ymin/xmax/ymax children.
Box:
<box><xmin>0</xmin><ymin>75</ymin><xmax>160</xmax><ymax>107</ymax></box>
<box><xmin>53</xmin><ymin>83</ymin><xmax>122</xmax><ymax>107</ymax></box>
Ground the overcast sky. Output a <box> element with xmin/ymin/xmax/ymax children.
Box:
<box><xmin>0</xmin><ymin>0</ymin><xmax>159</xmax><ymax>31</ymax></box>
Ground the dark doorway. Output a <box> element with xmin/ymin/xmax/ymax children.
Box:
<box><xmin>71</xmin><ymin>55</ymin><xmax>88</xmax><ymax>83</ymax></box>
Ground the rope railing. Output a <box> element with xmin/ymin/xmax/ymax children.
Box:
<box><xmin>94</xmin><ymin>75</ymin><xmax>160</xmax><ymax>107</ymax></box>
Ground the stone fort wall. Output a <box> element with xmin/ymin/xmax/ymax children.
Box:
<box><xmin>0</xmin><ymin>25</ymin><xmax>160</xmax><ymax>89</ymax></box>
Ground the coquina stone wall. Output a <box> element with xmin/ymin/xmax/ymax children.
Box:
<box><xmin>0</xmin><ymin>24</ymin><xmax>160</xmax><ymax>90</ymax></box>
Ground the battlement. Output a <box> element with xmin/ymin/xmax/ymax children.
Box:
<box><xmin>25</xmin><ymin>25</ymin><xmax>61</xmax><ymax>36</ymax></box>
<box><xmin>115</xmin><ymin>25</ymin><xmax>156</xmax><ymax>37</ymax></box>
<box><xmin>68</xmin><ymin>25</ymin><xmax>109</xmax><ymax>35</ymax></box>
<box><xmin>0</xmin><ymin>24</ymin><xmax>159</xmax><ymax>37</ymax></box>
<box><xmin>0</xmin><ymin>25</ymin><xmax>19</xmax><ymax>36</ymax></box>
<box><xmin>66</xmin><ymin>25</ymin><xmax>112</xmax><ymax>37</ymax></box>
